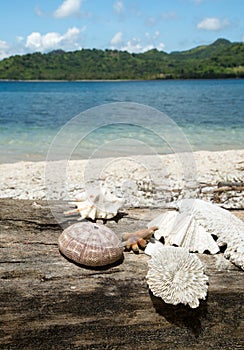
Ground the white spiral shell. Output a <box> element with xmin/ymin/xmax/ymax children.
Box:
<box><xmin>58</xmin><ymin>222</ymin><xmax>124</xmax><ymax>267</ymax></box>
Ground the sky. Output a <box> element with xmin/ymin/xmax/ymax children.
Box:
<box><xmin>0</xmin><ymin>0</ymin><xmax>243</xmax><ymax>60</ymax></box>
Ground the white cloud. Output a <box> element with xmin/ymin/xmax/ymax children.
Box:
<box><xmin>0</xmin><ymin>40</ymin><xmax>10</xmax><ymax>60</ymax></box>
<box><xmin>110</xmin><ymin>31</ymin><xmax>165</xmax><ymax>53</ymax></box>
<box><xmin>81</xmin><ymin>25</ymin><xmax>87</xmax><ymax>32</ymax></box>
<box><xmin>153</xmin><ymin>30</ymin><xmax>160</xmax><ymax>39</ymax></box>
<box><xmin>146</xmin><ymin>12</ymin><xmax>177</xmax><ymax>27</ymax></box>
<box><xmin>113</xmin><ymin>1</ymin><xmax>124</xmax><ymax>14</ymax></box>
<box><xmin>122</xmin><ymin>38</ymin><xmax>164</xmax><ymax>53</ymax></box>
<box><xmin>197</xmin><ymin>17</ymin><xmax>230</xmax><ymax>31</ymax></box>
<box><xmin>0</xmin><ymin>40</ymin><xmax>9</xmax><ymax>50</ymax></box>
<box><xmin>54</xmin><ymin>0</ymin><xmax>83</xmax><ymax>18</ymax></box>
<box><xmin>25</xmin><ymin>27</ymin><xmax>81</xmax><ymax>51</ymax></box>
<box><xmin>0</xmin><ymin>26</ymin><xmax>85</xmax><ymax>60</ymax></box>
<box><xmin>35</xmin><ymin>6</ymin><xmax>45</xmax><ymax>17</ymax></box>
<box><xmin>122</xmin><ymin>40</ymin><xmax>165</xmax><ymax>53</ymax></box>
<box><xmin>121</xmin><ymin>38</ymin><xmax>145</xmax><ymax>52</ymax></box>
<box><xmin>146</xmin><ymin>17</ymin><xmax>156</xmax><ymax>26</ymax></box>
<box><xmin>156</xmin><ymin>42</ymin><xmax>165</xmax><ymax>51</ymax></box>
<box><xmin>145</xmin><ymin>31</ymin><xmax>165</xmax><ymax>49</ymax></box>
<box><xmin>0</xmin><ymin>39</ymin><xmax>26</xmax><ymax>60</ymax></box>
<box><xmin>17</xmin><ymin>36</ymin><xmax>24</xmax><ymax>42</ymax></box>
<box><xmin>160</xmin><ymin>12</ymin><xmax>177</xmax><ymax>20</ymax></box>
<box><xmin>110</xmin><ymin>32</ymin><xmax>123</xmax><ymax>46</ymax></box>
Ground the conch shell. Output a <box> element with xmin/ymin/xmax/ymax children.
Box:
<box><xmin>64</xmin><ymin>190</ymin><xmax>124</xmax><ymax>220</ymax></box>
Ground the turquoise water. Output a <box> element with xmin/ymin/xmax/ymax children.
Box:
<box><xmin>0</xmin><ymin>79</ymin><xmax>243</xmax><ymax>162</ymax></box>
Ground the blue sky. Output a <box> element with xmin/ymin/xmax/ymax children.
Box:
<box><xmin>0</xmin><ymin>0</ymin><xmax>243</xmax><ymax>59</ymax></box>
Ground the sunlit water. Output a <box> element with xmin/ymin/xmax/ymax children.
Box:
<box><xmin>0</xmin><ymin>79</ymin><xmax>243</xmax><ymax>163</ymax></box>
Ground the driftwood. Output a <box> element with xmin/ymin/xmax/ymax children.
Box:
<box><xmin>217</xmin><ymin>181</ymin><xmax>244</xmax><ymax>188</ymax></box>
<box><xmin>214</xmin><ymin>186</ymin><xmax>244</xmax><ymax>193</ymax></box>
<box><xmin>0</xmin><ymin>199</ymin><xmax>244</xmax><ymax>350</ymax></box>
<box><xmin>214</xmin><ymin>181</ymin><xmax>244</xmax><ymax>193</ymax></box>
<box><xmin>198</xmin><ymin>181</ymin><xmax>243</xmax><ymax>208</ymax></box>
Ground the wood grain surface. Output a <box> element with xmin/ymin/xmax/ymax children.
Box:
<box><xmin>0</xmin><ymin>199</ymin><xmax>243</xmax><ymax>350</ymax></box>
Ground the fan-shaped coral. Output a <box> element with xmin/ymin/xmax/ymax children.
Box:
<box><xmin>149</xmin><ymin>210</ymin><xmax>219</xmax><ymax>254</ymax></box>
<box><xmin>146</xmin><ymin>245</ymin><xmax>208</xmax><ymax>308</ymax></box>
<box><xmin>148</xmin><ymin>199</ymin><xmax>244</xmax><ymax>269</ymax></box>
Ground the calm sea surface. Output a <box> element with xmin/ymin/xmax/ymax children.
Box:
<box><xmin>0</xmin><ymin>79</ymin><xmax>243</xmax><ymax>163</ymax></box>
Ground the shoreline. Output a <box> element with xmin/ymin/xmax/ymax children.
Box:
<box><xmin>1</xmin><ymin>146</ymin><xmax>244</xmax><ymax>165</ymax></box>
<box><xmin>1</xmin><ymin>78</ymin><xmax>243</xmax><ymax>83</ymax></box>
<box><xmin>0</xmin><ymin>149</ymin><xmax>243</xmax><ymax>209</ymax></box>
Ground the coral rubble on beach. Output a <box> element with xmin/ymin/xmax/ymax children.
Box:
<box><xmin>0</xmin><ymin>150</ymin><xmax>243</xmax><ymax>209</ymax></box>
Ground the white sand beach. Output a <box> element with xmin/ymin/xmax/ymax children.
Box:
<box><xmin>0</xmin><ymin>149</ymin><xmax>243</xmax><ymax>209</ymax></box>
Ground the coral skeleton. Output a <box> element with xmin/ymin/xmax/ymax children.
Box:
<box><xmin>148</xmin><ymin>199</ymin><xmax>244</xmax><ymax>269</ymax></box>
<box><xmin>146</xmin><ymin>245</ymin><xmax>208</xmax><ymax>308</ymax></box>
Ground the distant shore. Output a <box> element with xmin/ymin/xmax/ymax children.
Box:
<box><xmin>0</xmin><ymin>39</ymin><xmax>243</xmax><ymax>80</ymax></box>
<box><xmin>0</xmin><ymin>79</ymin><xmax>138</xmax><ymax>82</ymax></box>
<box><xmin>1</xmin><ymin>77</ymin><xmax>243</xmax><ymax>82</ymax></box>
<box><xmin>1</xmin><ymin>149</ymin><xmax>243</xmax><ymax>209</ymax></box>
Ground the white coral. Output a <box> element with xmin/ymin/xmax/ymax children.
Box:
<box><xmin>148</xmin><ymin>199</ymin><xmax>244</xmax><ymax>269</ymax></box>
<box><xmin>180</xmin><ymin>199</ymin><xmax>244</xmax><ymax>269</ymax></box>
<box><xmin>146</xmin><ymin>245</ymin><xmax>208</xmax><ymax>308</ymax></box>
<box><xmin>149</xmin><ymin>210</ymin><xmax>219</xmax><ymax>254</ymax></box>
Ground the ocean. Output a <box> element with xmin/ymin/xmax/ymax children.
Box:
<box><xmin>0</xmin><ymin>79</ymin><xmax>243</xmax><ymax>163</ymax></box>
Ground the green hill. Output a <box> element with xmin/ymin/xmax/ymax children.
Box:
<box><xmin>0</xmin><ymin>38</ymin><xmax>243</xmax><ymax>80</ymax></box>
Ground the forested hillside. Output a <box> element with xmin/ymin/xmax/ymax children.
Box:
<box><xmin>0</xmin><ymin>38</ymin><xmax>243</xmax><ymax>80</ymax></box>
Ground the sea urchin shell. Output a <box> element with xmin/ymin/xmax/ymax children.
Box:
<box><xmin>58</xmin><ymin>222</ymin><xmax>124</xmax><ymax>267</ymax></box>
<box><xmin>146</xmin><ymin>245</ymin><xmax>208</xmax><ymax>308</ymax></box>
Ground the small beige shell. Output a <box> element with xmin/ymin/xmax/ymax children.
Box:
<box><xmin>58</xmin><ymin>222</ymin><xmax>124</xmax><ymax>267</ymax></box>
<box><xmin>146</xmin><ymin>245</ymin><xmax>208</xmax><ymax>308</ymax></box>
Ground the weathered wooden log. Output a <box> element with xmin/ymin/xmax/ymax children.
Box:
<box><xmin>218</xmin><ymin>181</ymin><xmax>244</xmax><ymax>188</ymax></box>
<box><xmin>214</xmin><ymin>186</ymin><xmax>244</xmax><ymax>192</ymax></box>
<box><xmin>0</xmin><ymin>199</ymin><xmax>243</xmax><ymax>350</ymax></box>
